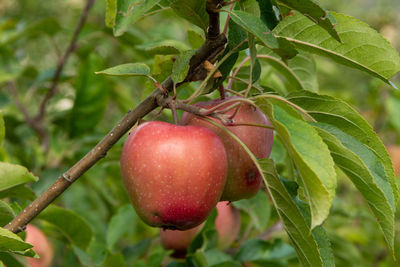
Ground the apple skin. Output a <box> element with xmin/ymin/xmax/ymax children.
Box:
<box><xmin>160</xmin><ymin>201</ymin><xmax>241</xmax><ymax>256</ymax></box>
<box><xmin>160</xmin><ymin>224</ymin><xmax>203</xmax><ymax>258</ymax></box>
<box><xmin>387</xmin><ymin>145</ymin><xmax>400</xmax><ymax>177</ymax></box>
<box><xmin>25</xmin><ymin>224</ymin><xmax>54</xmax><ymax>267</ymax></box>
<box><xmin>120</xmin><ymin>121</ymin><xmax>228</xmax><ymax>230</ymax></box>
<box><xmin>181</xmin><ymin>97</ymin><xmax>273</xmax><ymax>201</ymax></box>
<box><xmin>215</xmin><ymin>201</ymin><xmax>241</xmax><ymax>249</ymax></box>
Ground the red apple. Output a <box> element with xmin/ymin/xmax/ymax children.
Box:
<box><xmin>160</xmin><ymin>224</ymin><xmax>203</xmax><ymax>258</ymax></box>
<box><xmin>215</xmin><ymin>201</ymin><xmax>241</xmax><ymax>249</ymax></box>
<box><xmin>181</xmin><ymin>97</ymin><xmax>273</xmax><ymax>201</ymax></box>
<box><xmin>120</xmin><ymin>121</ymin><xmax>228</xmax><ymax>230</ymax></box>
<box><xmin>160</xmin><ymin>201</ymin><xmax>241</xmax><ymax>256</ymax></box>
<box><xmin>387</xmin><ymin>145</ymin><xmax>400</xmax><ymax>177</ymax></box>
<box><xmin>25</xmin><ymin>224</ymin><xmax>54</xmax><ymax>267</ymax></box>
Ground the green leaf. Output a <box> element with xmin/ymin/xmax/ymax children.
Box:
<box><xmin>287</xmin><ymin>90</ymin><xmax>399</xmax><ymax>254</ymax></box>
<box><xmin>259</xmin><ymin>160</ymin><xmax>325</xmax><ymax>267</ymax></box>
<box><xmin>257</xmin><ymin>0</ymin><xmax>279</xmax><ymax>30</ymax></box>
<box><xmin>171</xmin><ymin>50</ymin><xmax>196</xmax><ymax>83</ymax></box>
<box><xmin>187</xmin><ymin>30</ymin><xmax>204</xmax><ymax>49</ymax></box>
<box><xmin>70</xmin><ymin>54</ymin><xmax>109</xmax><ymax>137</ymax></box>
<box><xmin>386</xmin><ymin>95</ymin><xmax>400</xmax><ymax>132</ymax></box>
<box><xmin>0</xmin><ymin>201</ymin><xmax>15</xmax><ymax>227</ymax></box>
<box><xmin>234</xmin><ymin>191</ymin><xmax>271</xmax><ymax>231</ymax></box>
<box><xmin>255</xmin><ymin>97</ymin><xmax>337</xmax><ymax>228</ymax></box>
<box><xmin>274</xmin><ymin>12</ymin><xmax>400</xmax><ymax>84</ymax></box>
<box><xmin>203</xmin><ymin>248</ymin><xmax>233</xmax><ymax>266</ymax></box>
<box><xmin>114</xmin><ymin>0</ymin><xmax>161</xmax><ymax>36</ymax></box>
<box><xmin>0</xmin><ymin>227</ymin><xmax>32</xmax><ymax>252</ymax></box>
<box><xmin>0</xmin><ymin>252</ymin><xmax>25</xmax><ymax>267</ymax></box>
<box><xmin>1</xmin><ymin>18</ymin><xmax>61</xmax><ymax>46</ymax></box>
<box><xmin>0</xmin><ymin>163</ymin><xmax>38</xmax><ymax>191</ymax></box>
<box><xmin>235</xmin><ymin>239</ymin><xmax>295</xmax><ymax>264</ymax></box>
<box><xmin>105</xmin><ymin>0</ymin><xmax>117</xmax><ymax>28</ymax></box>
<box><xmin>287</xmin><ymin>52</ymin><xmax>318</xmax><ymax>91</ymax></box>
<box><xmin>229</xmin><ymin>10</ymin><xmax>298</xmax><ymax>59</ymax></box>
<box><xmin>275</xmin><ymin>0</ymin><xmax>340</xmax><ymax>41</ymax></box>
<box><xmin>0</xmin><ymin>113</ymin><xmax>4</xmax><ymax>147</ymax></box>
<box><xmin>95</xmin><ymin>63</ymin><xmax>151</xmax><ymax>77</ymax></box>
<box><xmin>37</xmin><ymin>205</ymin><xmax>93</xmax><ymax>250</ymax></box>
<box><xmin>106</xmin><ymin>204</ymin><xmax>137</xmax><ymax>251</ymax></box>
<box><xmin>0</xmin><ymin>185</ymin><xmax>36</xmax><ymax>201</ymax></box>
<box><xmin>104</xmin><ymin>252</ymin><xmax>127</xmax><ymax>267</ymax></box>
<box><xmin>136</xmin><ymin>40</ymin><xmax>189</xmax><ymax>55</ymax></box>
<box><xmin>169</xmin><ymin>0</ymin><xmax>209</xmax><ymax>32</ymax></box>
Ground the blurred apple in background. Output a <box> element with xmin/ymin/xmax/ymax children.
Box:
<box><xmin>25</xmin><ymin>224</ymin><xmax>53</xmax><ymax>267</ymax></box>
<box><xmin>160</xmin><ymin>201</ymin><xmax>241</xmax><ymax>257</ymax></box>
<box><xmin>387</xmin><ymin>145</ymin><xmax>400</xmax><ymax>176</ymax></box>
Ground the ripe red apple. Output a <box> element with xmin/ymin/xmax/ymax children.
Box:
<box><xmin>387</xmin><ymin>145</ymin><xmax>400</xmax><ymax>177</ymax></box>
<box><xmin>160</xmin><ymin>201</ymin><xmax>241</xmax><ymax>256</ymax></box>
<box><xmin>120</xmin><ymin>121</ymin><xmax>228</xmax><ymax>230</ymax></box>
<box><xmin>25</xmin><ymin>224</ymin><xmax>54</xmax><ymax>267</ymax></box>
<box><xmin>181</xmin><ymin>97</ymin><xmax>273</xmax><ymax>201</ymax></box>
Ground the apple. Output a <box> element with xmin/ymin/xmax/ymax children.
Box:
<box><xmin>181</xmin><ymin>97</ymin><xmax>274</xmax><ymax>201</ymax></box>
<box><xmin>160</xmin><ymin>223</ymin><xmax>203</xmax><ymax>258</ymax></box>
<box><xmin>160</xmin><ymin>201</ymin><xmax>241</xmax><ymax>256</ymax></box>
<box><xmin>387</xmin><ymin>145</ymin><xmax>400</xmax><ymax>177</ymax></box>
<box><xmin>120</xmin><ymin>121</ymin><xmax>228</xmax><ymax>230</ymax></box>
<box><xmin>25</xmin><ymin>224</ymin><xmax>54</xmax><ymax>267</ymax></box>
<box><xmin>215</xmin><ymin>201</ymin><xmax>241</xmax><ymax>249</ymax></box>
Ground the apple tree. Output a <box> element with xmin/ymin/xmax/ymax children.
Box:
<box><xmin>0</xmin><ymin>0</ymin><xmax>400</xmax><ymax>266</ymax></box>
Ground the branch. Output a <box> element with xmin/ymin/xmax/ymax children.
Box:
<box><xmin>5</xmin><ymin>12</ymin><xmax>227</xmax><ymax>233</ymax></box>
<box><xmin>8</xmin><ymin>82</ymin><xmax>49</xmax><ymax>150</ymax></box>
<box><xmin>35</xmin><ymin>0</ymin><xmax>97</xmax><ymax>122</ymax></box>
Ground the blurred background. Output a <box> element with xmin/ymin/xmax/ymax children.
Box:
<box><xmin>0</xmin><ymin>0</ymin><xmax>400</xmax><ymax>266</ymax></box>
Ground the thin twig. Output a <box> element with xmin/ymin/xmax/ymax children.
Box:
<box><xmin>35</xmin><ymin>0</ymin><xmax>97</xmax><ymax>122</ymax></box>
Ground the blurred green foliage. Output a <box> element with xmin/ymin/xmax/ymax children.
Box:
<box><xmin>0</xmin><ymin>0</ymin><xmax>399</xmax><ymax>266</ymax></box>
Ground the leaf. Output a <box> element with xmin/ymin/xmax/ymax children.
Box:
<box><xmin>0</xmin><ymin>252</ymin><xmax>25</xmax><ymax>267</ymax></box>
<box><xmin>257</xmin><ymin>0</ymin><xmax>279</xmax><ymax>30</ymax></box>
<box><xmin>234</xmin><ymin>191</ymin><xmax>271</xmax><ymax>231</ymax></box>
<box><xmin>0</xmin><ymin>163</ymin><xmax>38</xmax><ymax>191</ymax></box>
<box><xmin>275</xmin><ymin>0</ymin><xmax>340</xmax><ymax>41</ymax></box>
<box><xmin>0</xmin><ymin>227</ymin><xmax>32</xmax><ymax>252</ymax></box>
<box><xmin>273</xmin><ymin>12</ymin><xmax>400</xmax><ymax>84</ymax></box>
<box><xmin>229</xmin><ymin>10</ymin><xmax>298</xmax><ymax>59</ymax></box>
<box><xmin>0</xmin><ymin>185</ymin><xmax>36</xmax><ymax>201</ymax></box>
<box><xmin>386</xmin><ymin>95</ymin><xmax>400</xmax><ymax>132</ymax></box>
<box><xmin>171</xmin><ymin>50</ymin><xmax>196</xmax><ymax>83</ymax></box>
<box><xmin>104</xmin><ymin>252</ymin><xmax>127</xmax><ymax>267</ymax></box>
<box><xmin>287</xmin><ymin>91</ymin><xmax>399</xmax><ymax>205</ymax></box>
<box><xmin>0</xmin><ymin>113</ymin><xmax>4</xmax><ymax>146</ymax></box>
<box><xmin>187</xmin><ymin>30</ymin><xmax>204</xmax><ymax>49</ymax></box>
<box><xmin>287</xmin><ymin>91</ymin><xmax>398</xmax><ymax>254</ymax></box>
<box><xmin>287</xmin><ymin>51</ymin><xmax>318</xmax><ymax>91</ymax></box>
<box><xmin>235</xmin><ymin>239</ymin><xmax>295</xmax><ymax>264</ymax></box>
<box><xmin>169</xmin><ymin>0</ymin><xmax>209</xmax><ymax>32</ymax></box>
<box><xmin>259</xmin><ymin>160</ymin><xmax>325</xmax><ymax>267</ymax></box>
<box><xmin>106</xmin><ymin>204</ymin><xmax>137</xmax><ymax>251</ymax></box>
<box><xmin>136</xmin><ymin>40</ymin><xmax>189</xmax><ymax>55</ymax></box>
<box><xmin>0</xmin><ymin>201</ymin><xmax>15</xmax><ymax>227</ymax></box>
<box><xmin>114</xmin><ymin>0</ymin><xmax>161</xmax><ymax>36</ymax></box>
<box><xmin>70</xmin><ymin>54</ymin><xmax>109</xmax><ymax>137</ymax></box>
<box><xmin>255</xmin><ymin>97</ymin><xmax>337</xmax><ymax>228</ymax></box>
<box><xmin>95</xmin><ymin>63</ymin><xmax>151</xmax><ymax>77</ymax></box>
<box><xmin>37</xmin><ymin>205</ymin><xmax>93</xmax><ymax>250</ymax></box>
<box><xmin>105</xmin><ymin>0</ymin><xmax>117</xmax><ymax>28</ymax></box>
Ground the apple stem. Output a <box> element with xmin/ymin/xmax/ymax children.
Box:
<box><xmin>218</xmin><ymin>84</ymin><xmax>226</xmax><ymax>99</ymax></box>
